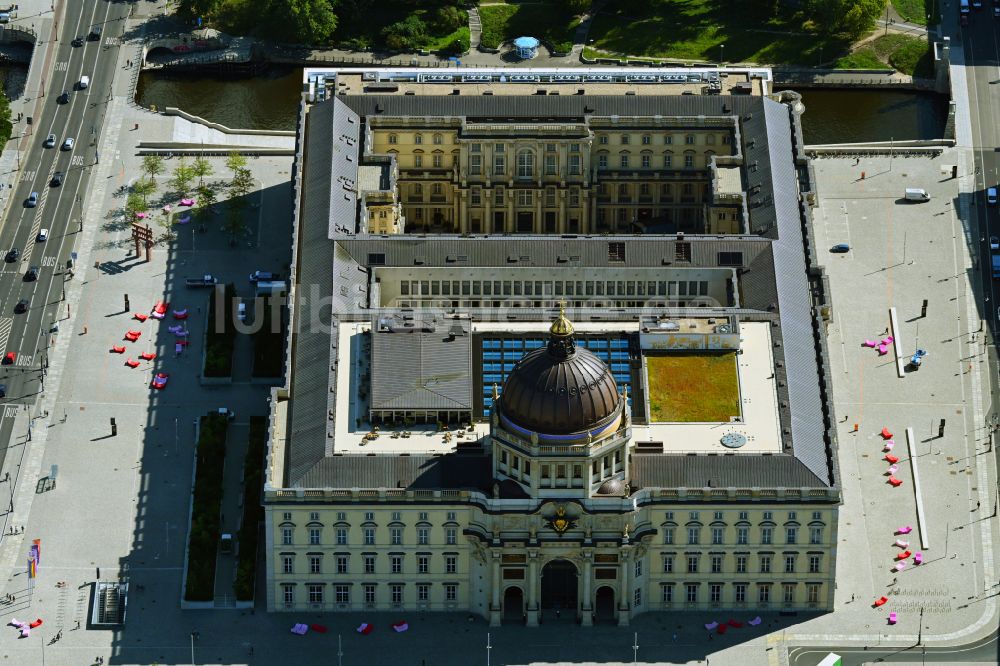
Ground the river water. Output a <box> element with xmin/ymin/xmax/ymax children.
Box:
<box><xmin>134</xmin><ymin>67</ymin><xmax>949</xmax><ymax>144</ymax></box>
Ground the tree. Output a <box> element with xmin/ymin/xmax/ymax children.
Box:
<box><xmin>196</xmin><ymin>183</ymin><xmax>218</xmax><ymax>226</ymax></box>
<box><xmin>124</xmin><ymin>191</ymin><xmax>146</xmax><ymax>222</ymax></box>
<box><xmin>229</xmin><ymin>167</ymin><xmax>254</xmax><ymax>200</ymax></box>
<box><xmin>157</xmin><ymin>207</ymin><xmax>177</xmax><ymax>243</ymax></box>
<box><xmin>382</xmin><ymin>15</ymin><xmax>427</xmax><ymax>51</ymax></box>
<box><xmin>132</xmin><ymin>178</ymin><xmax>156</xmax><ymax>206</ymax></box>
<box><xmin>170</xmin><ymin>157</ymin><xmax>195</xmax><ymax>196</ymax></box>
<box><xmin>192</xmin><ymin>156</ymin><xmax>213</xmax><ymax>187</ymax></box>
<box><xmin>559</xmin><ymin>0</ymin><xmax>592</xmax><ymax>14</ymax></box>
<box><xmin>0</xmin><ymin>85</ymin><xmax>12</xmax><ymax>149</ymax></box>
<box><xmin>434</xmin><ymin>5</ymin><xmax>466</xmax><ymax>33</ymax></box>
<box><xmin>222</xmin><ymin>199</ymin><xmax>248</xmax><ymax>246</ymax></box>
<box><xmin>225</xmin><ymin>151</ymin><xmax>248</xmax><ymax>176</ymax></box>
<box><xmin>142</xmin><ymin>154</ymin><xmax>166</xmax><ymax>182</ymax></box>
<box><xmin>276</xmin><ymin>0</ymin><xmax>338</xmax><ymax>45</ymax></box>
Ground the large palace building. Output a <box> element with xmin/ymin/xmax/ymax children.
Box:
<box><xmin>263</xmin><ymin>67</ymin><xmax>842</xmax><ymax>625</ymax></box>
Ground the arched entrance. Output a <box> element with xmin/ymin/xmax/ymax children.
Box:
<box><xmin>502</xmin><ymin>586</ymin><xmax>524</xmax><ymax>624</ymax></box>
<box><xmin>594</xmin><ymin>585</ymin><xmax>616</xmax><ymax>623</ymax></box>
<box><xmin>540</xmin><ymin>559</ymin><xmax>578</xmax><ymax>621</ymax></box>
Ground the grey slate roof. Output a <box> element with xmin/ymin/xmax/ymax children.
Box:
<box><xmin>631</xmin><ymin>454</ymin><xmax>826</xmax><ymax>489</ymax></box>
<box><xmin>370</xmin><ymin>315</ymin><xmax>473</xmax><ymax>411</ymax></box>
<box><xmin>762</xmin><ymin>99</ymin><xmax>830</xmax><ymax>484</ymax></box>
<box><xmin>296</xmin><ymin>453</ymin><xmax>494</xmax><ymax>491</ymax></box>
<box><xmin>286</xmin><ymin>101</ymin><xmax>338</xmax><ymax>485</ymax></box>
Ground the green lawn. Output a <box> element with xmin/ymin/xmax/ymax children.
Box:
<box><xmin>646</xmin><ymin>353</ymin><xmax>740</xmax><ymax>423</ymax></box>
<box><xmin>835</xmin><ymin>33</ymin><xmax>933</xmax><ymax>75</ymax></box>
<box><xmin>422</xmin><ymin>25</ymin><xmax>470</xmax><ymax>53</ymax></box>
<box><xmin>891</xmin><ymin>0</ymin><xmax>940</xmax><ymax>27</ymax></box>
<box><xmin>478</xmin><ymin>2</ymin><xmax>581</xmax><ymax>52</ymax></box>
<box><xmin>587</xmin><ymin>0</ymin><xmax>851</xmax><ymax>65</ymax></box>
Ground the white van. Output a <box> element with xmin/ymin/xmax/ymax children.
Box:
<box><xmin>904</xmin><ymin>188</ymin><xmax>930</xmax><ymax>202</ymax></box>
<box><xmin>37</xmin><ymin>229</ymin><xmax>48</xmax><ymax>242</ymax></box>
<box><xmin>79</xmin><ymin>75</ymin><xmax>89</xmax><ymax>89</ymax></box>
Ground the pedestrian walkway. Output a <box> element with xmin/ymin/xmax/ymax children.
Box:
<box><xmin>468</xmin><ymin>5</ymin><xmax>482</xmax><ymax>50</ymax></box>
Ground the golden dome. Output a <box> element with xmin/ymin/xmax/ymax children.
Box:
<box><xmin>550</xmin><ymin>305</ymin><xmax>574</xmax><ymax>337</ymax></box>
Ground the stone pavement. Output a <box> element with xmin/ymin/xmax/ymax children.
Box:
<box><xmin>772</xmin><ymin>151</ymin><xmax>999</xmax><ymax>659</ymax></box>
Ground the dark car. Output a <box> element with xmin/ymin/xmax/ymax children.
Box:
<box><xmin>830</xmin><ymin>243</ymin><xmax>851</xmax><ymax>253</ymax></box>
<box><xmin>88</xmin><ymin>25</ymin><xmax>101</xmax><ymax>41</ymax></box>
<box><xmin>5</xmin><ymin>248</ymin><xmax>20</xmax><ymax>263</ymax></box>
<box><xmin>57</xmin><ymin>90</ymin><xmax>69</xmax><ymax>104</ymax></box>
<box><xmin>0</xmin><ymin>385</ymin><xmax>6</xmax><ymax>399</ymax></box>
<box><xmin>51</xmin><ymin>171</ymin><xmax>64</xmax><ymax>187</ymax></box>
<box><xmin>13</xmin><ymin>298</ymin><xmax>29</xmax><ymax>314</ymax></box>
<box><xmin>71</xmin><ymin>35</ymin><xmax>84</xmax><ymax>47</ymax></box>
<box><xmin>249</xmin><ymin>270</ymin><xmax>279</xmax><ymax>283</ymax></box>
<box><xmin>24</xmin><ymin>266</ymin><xmax>38</xmax><ymax>282</ymax></box>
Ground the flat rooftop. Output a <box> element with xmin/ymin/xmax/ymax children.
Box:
<box><xmin>330</xmin><ymin>320</ymin><xmax>780</xmax><ymax>456</ymax></box>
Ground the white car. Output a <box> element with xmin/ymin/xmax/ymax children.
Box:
<box><xmin>61</xmin><ymin>137</ymin><xmax>74</xmax><ymax>151</ymax></box>
<box><xmin>991</xmin><ymin>236</ymin><xmax>999</xmax><ymax>250</ymax></box>
<box><xmin>237</xmin><ymin>301</ymin><xmax>247</xmax><ymax>322</ymax></box>
<box><xmin>989</xmin><ymin>187</ymin><xmax>998</xmax><ymax>205</ymax></box>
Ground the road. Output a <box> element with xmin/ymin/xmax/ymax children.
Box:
<box><xmin>790</xmin><ymin>628</ymin><xmax>998</xmax><ymax>665</ymax></box>
<box><xmin>0</xmin><ymin>2</ymin><xmax>131</xmax><ymax>480</ymax></box>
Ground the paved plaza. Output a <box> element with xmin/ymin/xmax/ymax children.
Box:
<box><xmin>0</xmin><ymin>3</ymin><xmax>994</xmax><ymax>666</ymax></box>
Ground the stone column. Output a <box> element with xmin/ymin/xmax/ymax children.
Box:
<box><xmin>526</xmin><ymin>550</ymin><xmax>540</xmax><ymax>627</ymax></box>
<box><xmin>580</xmin><ymin>551</ymin><xmax>593</xmax><ymax>626</ymax></box>
<box><xmin>489</xmin><ymin>552</ymin><xmax>502</xmax><ymax>626</ymax></box>
<box><xmin>558</xmin><ymin>191</ymin><xmax>566</xmax><ymax>234</ymax></box>
<box><xmin>484</xmin><ymin>196</ymin><xmax>492</xmax><ymax>234</ymax></box>
<box><xmin>617</xmin><ymin>551</ymin><xmax>631</xmax><ymax>626</ymax></box>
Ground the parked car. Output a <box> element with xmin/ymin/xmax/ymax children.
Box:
<box><xmin>43</xmin><ymin>133</ymin><xmax>56</xmax><ymax>148</ymax></box>
<box><xmin>50</xmin><ymin>171</ymin><xmax>64</xmax><ymax>187</ymax></box>
<box><xmin>237</xmin><ymin>301</ymin><xmax>248</xmax><ymax>322</ymax></box>
<box><xmin>830</xmin><ymin>243</ymin><xmax>851</xmax><ymax>253</ymax></box>
<box><xmin>13</xmin><ymin>298</ymin><xmax>28</xmax><ymax>314</ymax></box>
<box><xmin>151</xmin><ymin>372</ymin><xmax>170</xmax><ymax>389</ymax></box>
<box><xmin>24</xmin><ymin>266</ymin><xmax>38</xmax><ymax>282</ymax></box>
<box><xmin>25</xmin><ymin>192</ymin><xmax>38</xmax><ymax>207</ymax></box>
<box><xmin>61</xmin><ymin>137</ymin><xmax>75</xmax><ymax>150</ymax></box>
<box><xmin>988</xmin><ymin>187</ymin><xmax>997</xmax><ymax>205</ymax></box>
<box><xmin>249</xmin><ymin>270</ymin><xmax>279</xmax><ymax>283</ymax></box>
<box><xmin>991</xmin><ymin>236</ymin><xmax>999</xmax><ymax>251</ymax></box>
<box><xmin>4</xmin><ymin>247</ymin><xmax>19</xmax><ymax>263</ymax></box>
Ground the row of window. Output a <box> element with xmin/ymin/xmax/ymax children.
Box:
<box><xmin>280</xmin><ymin>526</ymin><xmax>459</xmax><ymax>546</ymax></box>
<box><xmin>281</xmin><ymin>511</ymin><xmax>459</xmax><ymax>522</ymax></box>
<box><xmin>282</xmin><ymin>582</ymin><xmax>458</xmax><ymax>606</ymax></box>
<box><xmin>659</xmin><ymin>581</ymin><xmax>823</xmax><ymax>604</ymax></box>
<box><xmin>660</xmin><ymin>552</ymin><xmax>824</xmax><ymax>575</ymax></box>
<box><xmin>384</xmin><ymin>135</ymin><xmax>730</xmax><ymax>149</ymax></box>
<box><xmin>663</xmin><ymin>525</ymin><xmax>824</xmax><ymax>546</ymax></box>
<box><xmin>667</xmin><ymin>511</ymin><xmax>822</xmax><ymax>521</ymax></box>
<box><xmin>399</xmin><ymin>280</ymin><xmax>711</xmax><ymax>299</ymax></box>
<box><xmin>280</xmin><ymin>552</ymin><xmax>459</xmax><ymax>576</ymax></box>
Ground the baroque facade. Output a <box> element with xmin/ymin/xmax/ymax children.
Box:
<box><xmin>264</xmin><ymin>67</ymin><xmax>842</xmax><ymax>624</ymax></box>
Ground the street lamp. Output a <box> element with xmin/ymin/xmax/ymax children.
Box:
<box><xmin>719</xmin><ymin>44</ymin><xmax>725</xmax><ymax>64</ymax></box>
<box><xmin>190</xmin><ymin>630</ymin><xmax>198</xmax><ymax>666</ymax></box>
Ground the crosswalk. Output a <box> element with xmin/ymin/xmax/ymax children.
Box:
<box><xmin>0</xmin><ymin>317</ymin><xmax>11</xmax><ymax>355</ymax></box>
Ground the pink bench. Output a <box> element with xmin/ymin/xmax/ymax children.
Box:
<box><xmin>888</xmin><ymin>612</ymin><xmax>897</xmax><ymax>625</ymax></box>
<box><xmin>883</xmin><ymin>440</ymin><xmax>895</xmax><ymax>451</ymax></box>
<box><xmin>913</xmin><ymin>552</ymin><xmax>923</xmax><ymax>565</ymax></box>
<box><xmin>896</xmin><ymin>526</ymin><xmax>913</xmax><ymax>535</ymax></box>
<box><xmin>894</xmin><ymin>539</ymin><xmax>909</xmax><ymax>548</ymax></box>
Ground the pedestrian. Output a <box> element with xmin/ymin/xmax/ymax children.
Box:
<box><xmin>851</xmin><ymin>593</ymin><xmax>855</xmax><ymax>602</ymax></box>
<box><xmin>882</xmin><ymin>327</ymin><xmax>889</xmax><ymax>336</ymax></box>
<box><xmin>76</xmin><ymin>620</ymin><xmax>80</xmax><ymax>629</ymax></box>
<box><xmin>976</xmin><ymin>500</ymin><xmax>981</xmax><ymax>510</ymax></box>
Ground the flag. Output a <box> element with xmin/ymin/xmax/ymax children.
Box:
<box><xmin>28</xmin><ymin>557</ymin><xmax>36</xmax><ymax>579</ymax></box>
<box><xmin>392</xmin><ymin>621</ymin><xmax>409</xmax><ymax>633</ymax></box>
